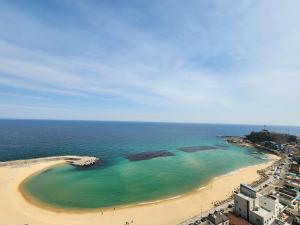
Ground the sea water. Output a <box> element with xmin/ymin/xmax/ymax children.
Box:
<box><xmin>1</xmin><ymin>120</ymin><xmax>299</xmax><ymax>208</ymax></box>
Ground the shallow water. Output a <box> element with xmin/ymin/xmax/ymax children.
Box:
<box><xmin>1</xmin><ymin>120</ymin><xmax>299</xmax><ymax>208</ymax></box>
<box><xmin>24</xmin><ymin>141</ymin><xmax>268</xmax><ymax>208</ymax></box>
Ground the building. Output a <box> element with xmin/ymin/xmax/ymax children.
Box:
<box><xmin>240</xmin><ymin>184</ymin><xmax>258</xmax><ymax>198</ymax></box>
<box><xmin>234</xmin><ymin>184</ymin><xmax>282</xmax><ymax>225</ymax></box>
<box><xmin>249</xmin><ymin>196</ymin><xmax>280</xmax><ymax>225</ymax></box>
<box><xmin>284</xmin><ymin>181</ymin><xmax>300</xmax><ymax>193</ymax></box>
<box><xmin>249</xmin><ymin>206</ymin><xmax>274</xmax><ymax>225</ymax></box>
<box><xmin>284</xmin><ymin>145</ymin><xmax>296</xmax><ymax>154</ymax></box>
<box><xmin>234</xmin><ymin>184</ymin><xmax>259</xmax><ymax>220</ymax></box>
<box><xmin>207</xmin><ymin>211</ymin><xmax>229</xmax><ymax>225</ymax></box>
<box><xmin>259</xmin><ymin>196</ymin><xmax>280</xmax><ymax>217</ymax></box>
<box><xmin>262</xmin><ymin>141</ymin><xmax>283</xmax><ymax>151</ymax></box>
<box><xmin>277</xmin><ymin>187</ymin><xmax>297</xmax><ymax>206</ymax></box>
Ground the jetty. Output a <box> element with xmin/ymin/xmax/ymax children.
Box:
<box><xmin>69</xmin><ymin>156</ymin><xmax>99</xmax><ymax>167</ymax></box>
<box><xmin>0</xmin><ymin>155</ymin><xmax>99</xmax><ymax>168</ymax></box>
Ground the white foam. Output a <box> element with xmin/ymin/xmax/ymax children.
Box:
<box><xmin>135</xmin><ymin>195</ymin><xmax>183</xmax><ymax>206</ymax></box>
<box><xmin>198</xmin><ymin>186</ymin><xmax>208</xmax><ymax>191</ymax></box>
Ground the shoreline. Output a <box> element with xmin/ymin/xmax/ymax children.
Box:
<box><xmin>18</xmin><ymin>162</ymin><xmax>263</xmax><ymax>213</ymax></box>
<box><xmin>0</xmin><ymin>154</ymin><xmax>280</xmax><ymax>225</ymax></box>
<box><xmin>18</xmin><ymin>154</ymin><xmax>277</xmax><ymax>212</ymax></box>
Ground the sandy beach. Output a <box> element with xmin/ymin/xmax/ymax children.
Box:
<box><xmin>0</xmin><ymin>155</ymin><xmax>279</xmax><ymax>225</ymax></box>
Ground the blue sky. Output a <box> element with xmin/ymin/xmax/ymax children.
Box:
<box><xmin>0</xmin><ymin>0</ymin><xmax>300</xmax><ymax>125</ymax></box>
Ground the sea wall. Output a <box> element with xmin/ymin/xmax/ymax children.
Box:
<box><xmin>0</xmin><ymin>155</ymin><xmax>96</xmax><ymax>167</ymax></box>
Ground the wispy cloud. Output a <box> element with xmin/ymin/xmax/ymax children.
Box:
<box><xmin>0</xmin><ymin>0</ymin><xmax>300</xmax><ymax>125</ymax></box>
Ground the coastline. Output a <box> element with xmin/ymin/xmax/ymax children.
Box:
<box><xmin>0</xmin><ymin>154</ymin><xmax>280</xmax><ymax>225</ymax></box>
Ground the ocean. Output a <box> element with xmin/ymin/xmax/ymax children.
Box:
<box><xmin>1</xmin><ymin>119</ymin><xmax>299</xmax><ymax>208</ymax></box>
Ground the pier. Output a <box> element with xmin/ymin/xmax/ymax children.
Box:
<box><xmin>69</xmin><ymin>156</ymin><xmax>99</xmax><ymax>167</ymax></box>
<box><xmin>0</xmin><ymin>155</ymin><xmax>100</xmax><ymax>168</ymax></box>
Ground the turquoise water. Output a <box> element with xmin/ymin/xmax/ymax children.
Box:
<box><xmin>24</xmin><ymin>141</ymin><xmax>268</xmax><ymax>209</ymax></box>
<box><xmin>2</xmin><ymin>120</ymin><xmax>298</xmax><ymax>209</ymax></box>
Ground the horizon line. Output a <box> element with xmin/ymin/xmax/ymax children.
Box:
<box><xmin>0</xmin><ymin>117</ymin><xmax>299</xmax><ymax>128</ymax></box>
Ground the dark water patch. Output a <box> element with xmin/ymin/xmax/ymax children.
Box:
<box><xmin>178</xmin><ymin>146</ymin><xmax>219</xmax><ymax>153</ymax></box>
<box><xmin>126</xmin><ymin>150</ymin><xmax>175</xmax><ymax>161</ymax></box>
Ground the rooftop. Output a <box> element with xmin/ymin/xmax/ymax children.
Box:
<box><xmin>236</xmin><ymin>192</ymin><xmax>259</xmax><ymax>201</ymax></box>
<box><xmin>251</xmin><ymin>207</ymin><xmax>272</xmax><ymax>218</ymax></box>
<box><xmin>241</xmin><ymin>183</ymin><xmax>256</xmax><ymax>193</ymax></box>
<box><xmin>207</xmin><ymin>211</ymin><xmax>229</xmax><ymax>225</ymax></box>
<box><xmin>240</xmin><ymin>183</ymin><xmax>257</xmax><ymax>197</ymax></box>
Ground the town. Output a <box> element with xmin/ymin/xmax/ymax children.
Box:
<box><xmin>178</xmin><ymin>129</ymin><xmax>300</xmax><ymax>225</ymax></box>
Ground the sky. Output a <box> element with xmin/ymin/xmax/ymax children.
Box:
<box><xmin>0</xmin><ymin>0</ymin><xmax>300</xmax><ymax>125</ymax></box>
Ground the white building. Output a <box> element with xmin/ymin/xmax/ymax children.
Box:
<box><xmin>235</xmin><ymin>192</ymin><xmax>259</xmax><ymax>220</ymax></box>
<box><xmin>249</xmin><ymin>206</ymin><xmax>274</xmax><ymax>225</ymax></box>
<box><xmin>234</xmin><ymin>184</ymin><xmax>259</xmax><ymax>220</ymax></box>
<box><xmin>259</xmin><ymin>196</ymin><xmax>280</xmax><ymax>217</ymax></box>
<box><xmin>234</xmin><ymin>184</ymin><xmax>281</xmax><ymax>225</ymax></box>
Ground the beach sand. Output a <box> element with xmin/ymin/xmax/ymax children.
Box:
<box><xmin>0</xmin><ymin>155</ymin><xmax>280</xmax><ymax>225</ymax></box>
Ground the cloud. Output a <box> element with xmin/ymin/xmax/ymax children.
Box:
<box><xmin>0</xmin><ymin>0</ymin><xmax>300</xmax><ymax>125</ymax></box>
